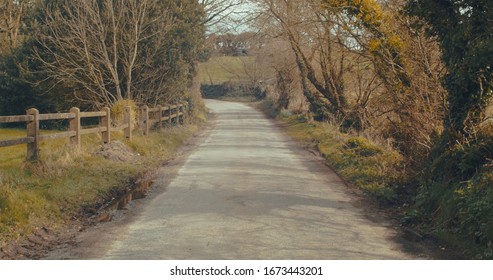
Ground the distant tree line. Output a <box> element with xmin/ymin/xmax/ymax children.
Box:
<box><xmin>206</xmin><ymin>32</ymin><xmax>265</xmax><ymax>56</ymax></box>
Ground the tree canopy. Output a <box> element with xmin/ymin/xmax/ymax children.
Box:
<box><xmin>0</xmin><ymin>0</ymin><xmax>207</xmax><ymax>113</ymax></box>
<box><xmin>407</xmin><ymin>0</ymin><xmax>493</xmax><ymax>140</ymax></box>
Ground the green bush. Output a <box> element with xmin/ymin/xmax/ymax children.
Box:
<box><xmin>417</xmin><ymin>130</ymin><xmax>493</xmax><ymax>258</ymax></box>
<box><xmin>0</xmin><ymin>42</ymin><xmax>68</xmax><ymax>124</ymax></box>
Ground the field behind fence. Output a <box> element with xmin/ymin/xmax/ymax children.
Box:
<box><xmin>0</xmin><ymin>103</ymin><xmax>187</xmax><ymax>161</ymax></box>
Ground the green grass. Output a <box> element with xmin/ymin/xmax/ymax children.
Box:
<box><xmin>0</xmin><ymin>124</ymin><xmax>202</xmax><ymax>245</ymax></box>
<box><xmin>198</xmin><ymin>56</ymin><xmax>255</xmax><ymax>84</ymax></box>
<box><xmin>0</xmin><ymin>129</ymin><xmax>27</xmax><ymax>167</ymax></box>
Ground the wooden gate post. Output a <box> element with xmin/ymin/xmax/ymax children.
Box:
<box><xmin>168</xmin><ymin>104</ymin><xmax>172</xmax><ymax>125</ymax></box>
<box><xmin>101</xmin><ymin>107</ymin><xmax>111</xmax><ymax>143</ymax></box>
<box><xmin>124</xmin><ymin>106</ymin><xmax>132</xmax><ymax>141</ymax></box>
<box><xmin>179</xmin><ymin>103</ymin><xmax>185</xmax><ymax>124</ymax></box>
<box><xmin>26</xmin><ymin>108</ymin><xmax>39</xmax><ymax>160</ymax></box>
<box><xmin>69</xmin><ymin>107</ymin><xmax>81</xmax><ymax>147</ymax></box>
<box><xmin>141</xmin><ymin>105</ymin><xmax>149</xmax><ymax>136</ymax></box>
<box><xmin>157</xmin><ymin>105</ymin><xmax>163</xmax><ymax>129</ymax></box>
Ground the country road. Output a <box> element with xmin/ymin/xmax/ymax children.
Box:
<box><xmin>46</xmin><ymin>99</ymin><xmax>421</xmax><ymax>259</ymax></box>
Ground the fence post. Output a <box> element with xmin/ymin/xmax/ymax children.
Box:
<box><xmin>141</xmin><ymin>105</ymin><xmax>149</xmax><ymax>136</ymax></box>
<box><xmin>168</xmin><ymin>104</ymin><xmax>172</xmax><ymax>125</ymax></box>
<box><xmin>157</xmin><ymin>105</ymin><xmax>163</xmax><ymax>129</ymax></box>
<box><xmin>179</xmin><ymin>103</ymin><xmax>185</xmax><ymax>125</ymax></box>
<box><xmin>69</xmin><ymin>107</ymin><xmax>80</xmax><ymax>147</ymax></box>
<box><xmin>101</xmin><ymin>107</ymin><xmax>111</xmax><ymax>143</ymax></box>
<box><xmin>26</xmin><ymin>108</ymin><xmax>39</xmax><ymax>160</ymax></box>
<box><xmin>124</xmin><ymin>106</ymin><xmax>132</xmax><ymax>141</ymax></box>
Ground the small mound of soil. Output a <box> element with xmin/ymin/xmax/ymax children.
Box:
<box><xmin>93</xmin><ymin>140</ymin><xmax>141</xmax><ymax>162</ymax></box>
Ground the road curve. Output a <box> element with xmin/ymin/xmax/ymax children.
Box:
<box><xmin>49</xmin><ymin>99</ymin><xmax>415</xmax><ymax>259</ymax></box>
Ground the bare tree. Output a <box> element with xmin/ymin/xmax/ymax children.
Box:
<box><xmin>253</xmin><ymin>0</ymin><xmax>356</xmax><ymax>122</ymax></box>
<box><xmin>200</xmin><ymin>0</ymin><xmax>248</xmax><ymax>32</ymax></box>
<box><xmin>329</xmin><ymin>0</ymin><xmax>446</xmax><ymax>157</ymax></box>
<box><xmin>0</xmin><ymin>0</ymin><xmax>28</xmax><ymax>53</ymax></box>
<box><xmin>34</xmin><ymin>0</ymin><xmax>173</xmax><ymax>108</ymax></box>
<box><xmin>252</xmin><ymin>0</ymin><xmax>446</xmax><ymax>160</ymax></box>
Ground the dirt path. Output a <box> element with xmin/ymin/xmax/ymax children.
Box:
<box><xmin>46</xmin><ymin>99</ymin><xmax>426</xmax><ymax>259</ymax></box>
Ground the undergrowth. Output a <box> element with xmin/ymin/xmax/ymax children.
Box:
<box><xmin>414</xmin><ymin>129</ymin><xmax>493</xmax><ymax>259</ymax></box>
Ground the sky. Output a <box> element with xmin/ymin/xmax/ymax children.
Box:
<box><xmin>206</xmin><ymin>0</ymin><xmax>258</xmax><ymax>34</ymax></box>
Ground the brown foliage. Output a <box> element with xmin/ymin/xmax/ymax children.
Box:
<box><xmin>253</xmin><ymin>0</ymin><xmax>447</xmax><ymax>165</ymax></box>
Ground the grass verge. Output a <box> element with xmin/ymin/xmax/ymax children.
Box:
<box><xmin>257</xmin><ymin>101</ymin><xmax>405</xmax><ymax>203</ymax></box>
<box><xmin>0</xmin><ymin>122</ymin><xmax>203</xmax><ymax>247</ymax></box>
<box><xmin>257</xmin><ymin>101</ymin><xmax>489</xmax><ymax>259</ymax></box>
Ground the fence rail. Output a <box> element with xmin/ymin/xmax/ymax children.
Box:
<box><xmin>0</xmin><ymin>103</ymin><xmax>187</xmax><ymax>160</ymax></box>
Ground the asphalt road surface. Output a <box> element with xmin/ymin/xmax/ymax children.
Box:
<box><xmin>47</xmin><ymin>99</ymin><xmax>417</xmax><ymax>259</ymax></box>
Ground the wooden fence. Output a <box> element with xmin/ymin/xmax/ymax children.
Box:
<box><xmin>0</xmin><ymin>103</ymin><xmax>186</xmax><ymax>160</ymax></box>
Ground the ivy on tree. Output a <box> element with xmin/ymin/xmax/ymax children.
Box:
<box><xmin>407</xmin><ymin>0</ymin><xmax>493</xmax><ymax>140</ymax></box>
